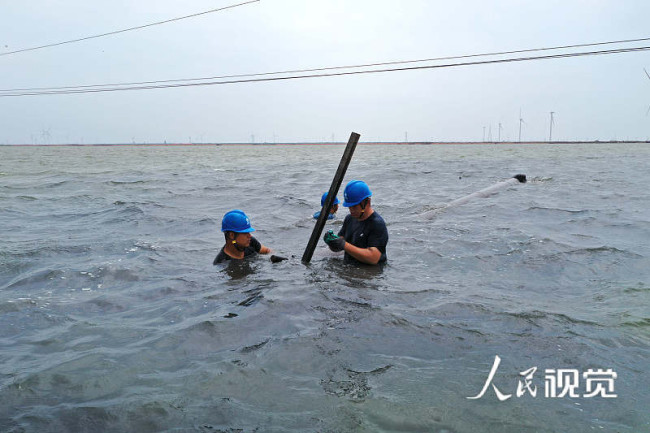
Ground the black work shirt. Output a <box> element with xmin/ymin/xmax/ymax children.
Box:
<box><xmin>213</xmin><ymin>236</ymin><xmax>262</xmax><ymax>265</ymax></box>
<box><xmin>338</xmin><ymin>212</ymin><xmax>388</xmax><ymax>265</ymax></box>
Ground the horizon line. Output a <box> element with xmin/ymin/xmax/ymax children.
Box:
<box><xmin>2</xmin><ymin>140</ymin><xmax>650</xmax><ymax>147</ymax></box>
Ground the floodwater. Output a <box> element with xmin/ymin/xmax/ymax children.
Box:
<box><xmin>1</xmin><ymin>142</ymin><xmax>649</xmax><ymax>432</ymax></box>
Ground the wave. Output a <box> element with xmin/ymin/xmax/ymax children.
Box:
<box><xmin>501</xmin><ymin>310</ymin><xmax>602</xmax><ymax>327</ymax></box>
<box><xmin>94</xmin><ymin>266</ymin><xmax>141</xmax><ymax>283</ymax></box>
<box><xmin>2</xmin><ymin>268</ymin><xmax>66</xmax><ymax>291</ymax></box>
<box><xmin>564</xmin><ymin>246</ymin><xmax>643</xmax><ymax>258</ymax></box>
<box><xmin>528</xmin><ymin>176</ymin><xmax>553</xmax><ymax>183</ymax></box>
<box><xmin>525</xmin><ymin>206</ymin><xmax>588</xmax><ymax>214</ymax></box>
<box><xmin>1</xmin><ymin>242</ymin><xmax>92</xmax><ymax>262</ymax></box>
<box><xmin>623</xmin><ymin>286</ymin><xmax>650</xmax><ymax>293</ymax></box>
<box><xmin>105</xmin><ymin>180</ymin><xmax>148</xmax><ymax>185</ymax></box>
<box><xmin>240</xmin><ymin>338</ymin><xmax>270</xmax><ymax>353</ymax></box>
<box><xmin>620</xmin><ymin>318</ymin><xmax>650</xmax><ymax>328</ymax></box>
<box><xmin>0</xmin><ymin>298</ymin><xmax>36</xmax><ymax>314</ymax></box>
<box><xmin>42</xmin><ymin>180</ymin><xmax>69</xmax><ymax>188</ymax></box>
<box><xmin>79</xmin><ymin>297</ymin><xmax>128</xmax><ymax>314</ymax></box>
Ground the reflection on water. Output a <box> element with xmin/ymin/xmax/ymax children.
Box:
<box><xmin>219</xmin><ymin>257</ymin><xmax>260</xmax><ymax>280</ymax></box>
<box><xmin>316</xmin><ymin>258</ymin><xmax>386</xmax><ymax>288</ymax></box>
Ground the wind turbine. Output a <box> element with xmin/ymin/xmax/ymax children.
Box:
<box><xmin>518</xmin><ymin>109</ymin><xmax>526</xmax><ymax>142</ymax></box>
<box><xmin>41</xmin><ymin>128</ymin><xmax>51</xmax><ymax>145</ymax></box>
<box><xmin>498</xmin><ymin>123</ymin><xmax>503</xmax><ymax>142</ymax></box>
<box><xmin>549</xmin><ymin>111</ymin><xmax>555</xmax><ymax>142</ymax></box>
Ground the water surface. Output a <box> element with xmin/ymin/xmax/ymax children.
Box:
<box><xmin>1</xmin><ymin>143</ymin><xmax>649</xmax><ymax>432</ymax></box>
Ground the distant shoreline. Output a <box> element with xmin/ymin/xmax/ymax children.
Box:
<box><xmin>2</xmin><ymin>140</ymin><xmax>649</xmax><ymax>147</ymax></box>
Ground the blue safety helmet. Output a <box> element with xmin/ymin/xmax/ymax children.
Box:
<box><xmin>221</xmin><ymin>209</ymin><xmax>255</xmax><ymax>233</ymax></box>
<box><xmin>320</xmin><ymin>192</ymin><xmax>340</xmax><ymax>207</ymax></box>
<box><xmin>343</xmin><ymin>180</ymin><xmax>372</xmax><ymax>207</ymax></box>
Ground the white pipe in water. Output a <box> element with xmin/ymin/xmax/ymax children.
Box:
<box><xmin>420</xmin><ymin>175</ymin><xmax>526</xmax><ymax>220</ymax></box>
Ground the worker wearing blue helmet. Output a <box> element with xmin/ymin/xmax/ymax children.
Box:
<box><xmin>323</xmin><ymin>180</ymin><xmax>388</xmax><ymax>265</ymax></box>
<box><xmin>213</xmin><ymin>210</ymin><xmax>271</xmax><ymax>264</ymax></box>
<box><xmin>313</xmin><ymin>192</ymin><xmax>340</xmax><ymax>220</ymax></box>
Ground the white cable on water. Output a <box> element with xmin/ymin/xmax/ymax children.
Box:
<box><xmin>420</xmin><ymin>175</ymin><xmax>526</xmax><ymax>220</ymax></box>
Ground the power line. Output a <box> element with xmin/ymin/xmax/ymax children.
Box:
<box><xmin>0</xmin><ymin>0</ymin><xmax>259</xmax><ymax>57</ymax></box>
<box><xmin>2</xmin><ymin>36</ymin><xmax>649</xmax><ymax>93</ymax></box>
<box><xmin>2</xmin><ymin>45</ymin><xmax>649</xmax><ymax>97</ymax></box>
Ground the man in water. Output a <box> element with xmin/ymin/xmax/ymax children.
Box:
<box><xmin>213</xmin><ymin>210</ymin><xmax>271</xmax><ymax>264</ymax></box>
<box><xmin>313</xmin><ymin>192</ymin><xmax>340</xmax><ymax>220</ymax></box>
<box><xmin>323</xmin><ymin>180</ymin><xmax>388</xmax><ymax>265</ymax></box>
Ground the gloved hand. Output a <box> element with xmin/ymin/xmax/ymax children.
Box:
<box><xmin>323</xmin><ymin>230</ymin><xmax>345</xmax><ymax>252</ymax></box>
<box><xmin>270</xmin><ymin>255</ymin><xmax>287</xmax><ymax>263</ymax></box>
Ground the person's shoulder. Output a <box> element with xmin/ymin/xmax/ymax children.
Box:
<box><xmin>213</xmin><ymin>248</ymin><xmax>229</xmax><ymax>265</ymax></box>
<box><xmin>249</xmin><ymin>236</ymin><xmax>262</xmax><ymax>252</ymax></box>
<box><xmin>370</xmin><ymin>211</ymin><xmax>386</xmax><ymax>225</ymax></box>
<box><xmin>369</xmin><ymin>212</ymin><xmax>388</xmax><ymax>237</ymax></box>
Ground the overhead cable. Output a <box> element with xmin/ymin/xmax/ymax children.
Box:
<box><xmin>0</xmin><ymin>0</ymin><xmax>259</xmax><ymax>57</ymax></box>
<box><xmin>2</xmin><ymin>36</ymin><xmax>649</xmax><ymax>93</ymax></box>
<box><xmin>2</xmin><ymin>45</ymin><xmax>649</xmax><ymax>97</ymax></box>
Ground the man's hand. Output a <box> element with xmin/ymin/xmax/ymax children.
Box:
<box><xmin>323</xmin><ymin>230</ymin><xmax>346</xmax><ymax>252</ymax></box>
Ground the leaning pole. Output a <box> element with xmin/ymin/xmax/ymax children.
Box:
<box><xmin>302</xmin><ymin>132</ymin><xmax>360</xmax><ymax>264</ymax></box>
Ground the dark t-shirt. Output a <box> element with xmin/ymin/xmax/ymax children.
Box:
<box><xmin>213</xmin><ymin>236</ymin><xmax>262</xmax><ymax>265</ymax></box>
<box><xmin>338</xmin><ymin>212</ymin><xmax>388</xmax><ymax>265</ymax></box>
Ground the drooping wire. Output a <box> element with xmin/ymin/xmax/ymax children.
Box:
<box><xmin>645</xmin><ymin>68</ymin><xmax>650</xmax><ymax>116</ymax></box>
<box><xmin>2</xmin><ymin>45</ymin><xmax>649</xmax><ymax>97</ymax></box>
<box><xmin>0</xmin><ymin>0</ymin><xmax>259</xmax><ymax>57</ymax></box>
<box><xmin>2</xmin><ymin>36</ymin><xmax>649</xmax><ymax>93</ymax></box>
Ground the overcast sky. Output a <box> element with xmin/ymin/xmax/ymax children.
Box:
<box><xmin>1</xmin><ymin>0</ymin><xmax>650</xmax><ymax>144</ymax></box>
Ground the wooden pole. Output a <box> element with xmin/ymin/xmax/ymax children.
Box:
<box><xmin>301</xmin><ymin>132</ymin><xmax>360</xmax><ymax>264</ymax></box>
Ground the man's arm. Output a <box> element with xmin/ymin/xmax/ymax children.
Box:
<box><xmin>342</xmin><ymin>216</ymin><xmax>388</xmax><ymax>265</ymax></box>
<box><xmin>251</xmin><ymin>237</ymin><xmax>271</xmax><ymax>255</ymax></box>
<box><xmin>342</xmin><ymin>242</ymin><xmax>382</xmax><ymax>265</ymax></box>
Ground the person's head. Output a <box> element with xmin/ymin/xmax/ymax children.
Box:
<box><xmin>320</xmin><ymin>192</ymin><xmax>340</xmax><ymax>214</ymax></box>
<box><xmin>221</xmin><ymin>209</ymin><xmax>255</xmax><ymax>250</ymax></box>
<box><xmin>343</xmin><ymin>180</ymin><xmax>373</xmax><ymax>219</ymax></box>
